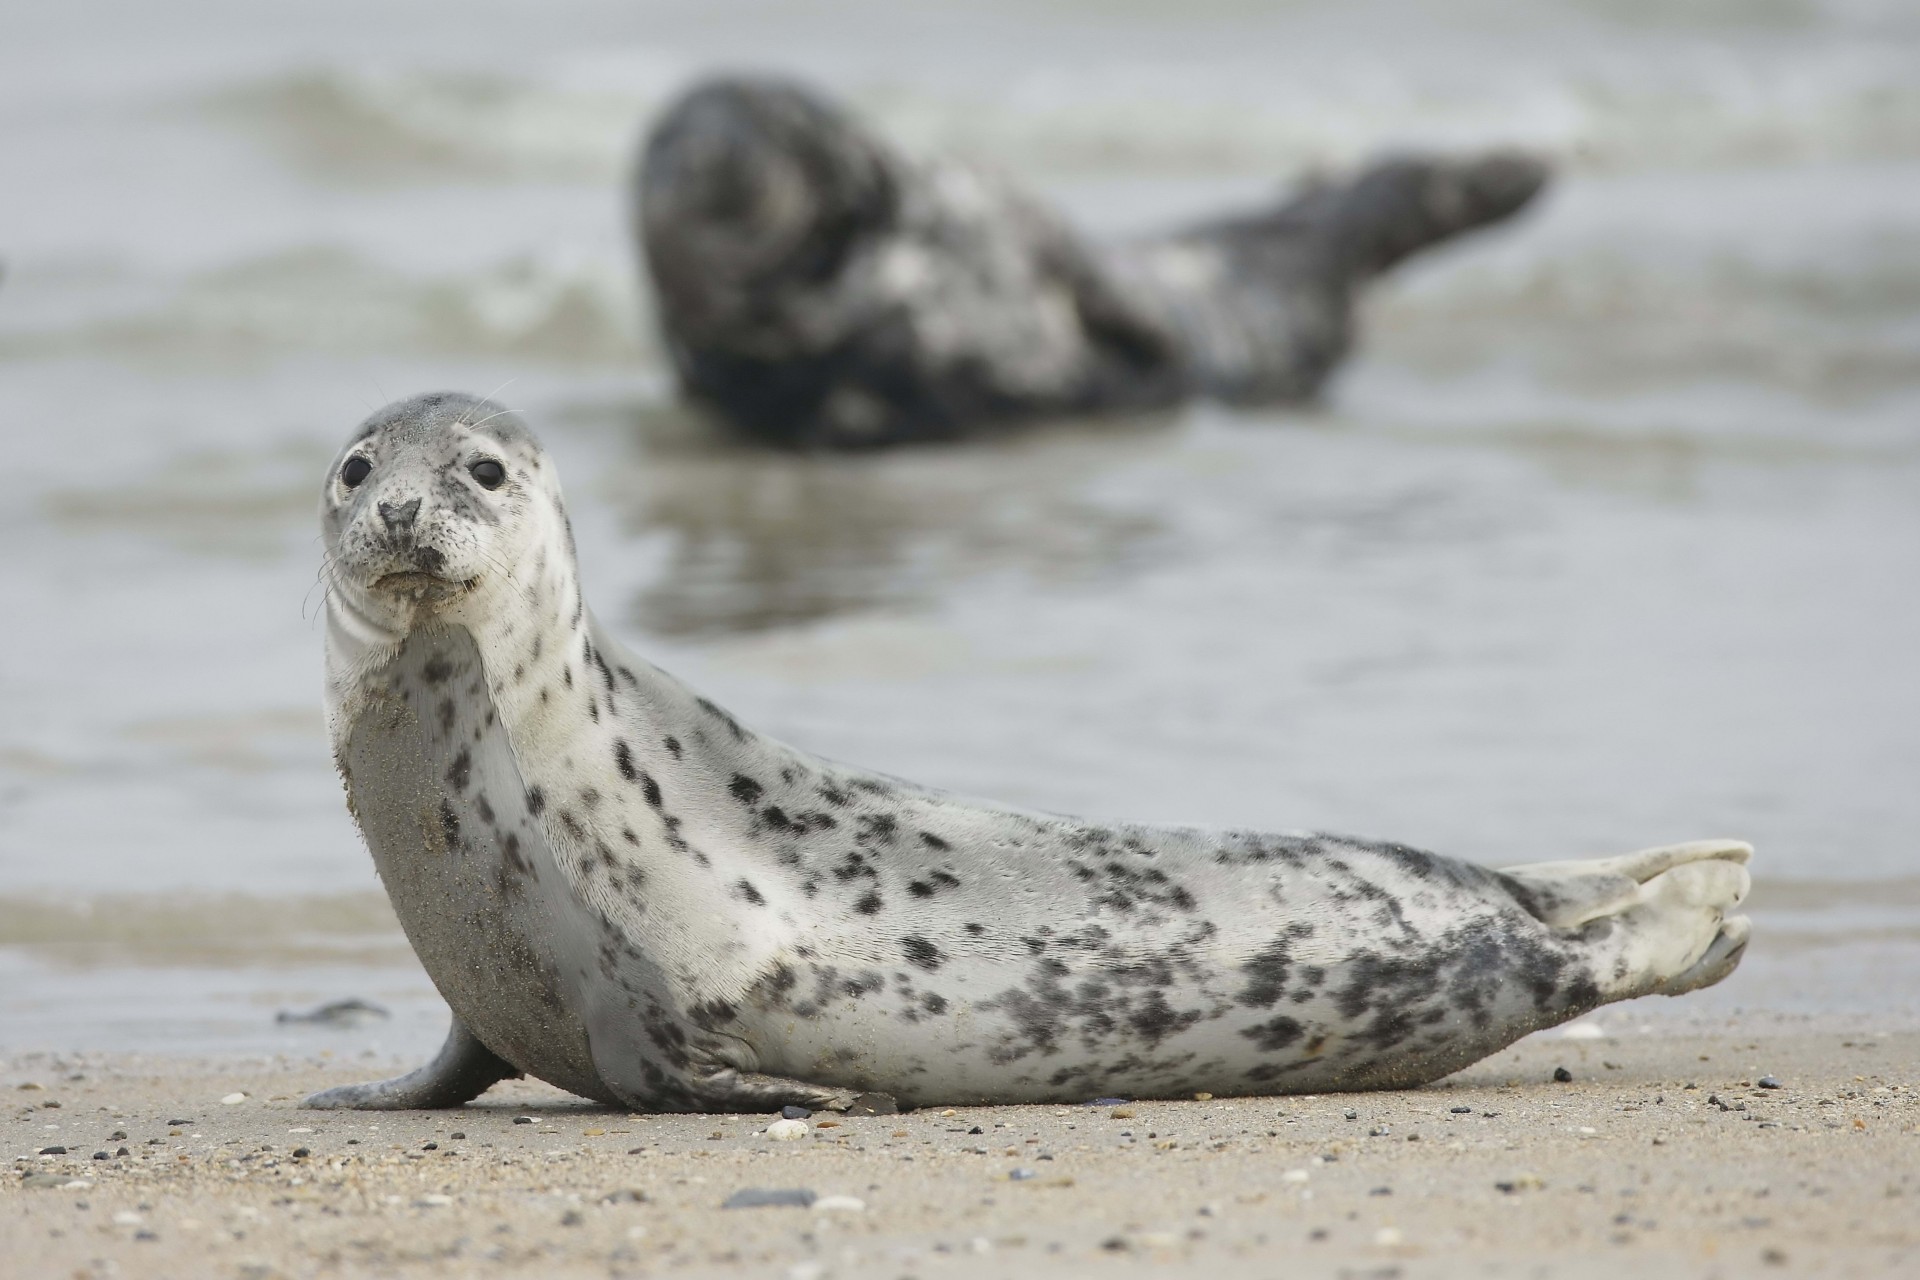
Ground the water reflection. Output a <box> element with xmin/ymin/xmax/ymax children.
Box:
<box><xmin>572</xmin><ymin>400</ymin><xmax>1179</xmax><ymax>637</ymax></box>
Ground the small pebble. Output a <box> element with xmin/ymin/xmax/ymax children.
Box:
<box><xmin>450</xmin><ymin>1132</ymin><xmax>465</xmax><ymax>1140</ymax></box>
<box><xmin>91</xmin><ymin>1151</ymin><xmax>108</xmax><ymax>1161</ymax></box>
<box><xmin>221</xmin><ymin>1093</ymin><xmax>247</xmax><ymax>1105</ymax></box>
<box><xmin>1450</xmin><ymin>1106</ymin><xmax>1472</xmax><ymax>1114</ymax></box>
<box><xmin>811</xmin><ymin>1195</ymin><xmax>866</xmax><ymax>1212</ymax></box>
<box><xmin>1109</xmin><ymin>1107</ymin><xmax>1136</xmax><ymax>1120</ymax></box>
<box><xmin>1758</xmin><ymin>1076</ymin><xmax>1782</xmax><ymax>1089</ymax></box>
<box><xmin>512</xmin><ymin>1116</ymin><xmax>534</xmax><ymax>1125</ymax></box>
<box><xmin>419</xmin><ymin>1194</ymin><xmax>453</xmax><ymax>1207</ymax></box>
<box><xmin>723</xmin><ymin>1187</ymin><xmax>817</xmax><ymax>1209</ymax></box>
<box><xmin>1552</xmin><ymin>1067</ymin><xmax>1574</xmax><ymax>1083</ymax></box>
<box><xmin>1343</xmin><ymin>1109</ymin><xmax>1358</xmax><ymax>1120</ymax></box>
<box><xmin>765</xmin><ymin>1119</ymin><xmax>809</xmax><ymax>1141</ymax></box>
<box><xmin>109</xmin><ymin>1131</ymin><xmax>127</xmax><ymax>1141</ymax></box>
<box><xmin>165</xmin><ymin>1119</ymin><xmax>191</xmax><ymax>1126</ymax></box>
<box><xmin>1281</xmin><ymin>1169</ymin><xmax>1310</xmax><ymax>1184</ymax></box>
<box><xmin>38</xmin><ymin>1146</ymin><xmax>67</xmax><ymax>1155</ymax></box>
<box><xmin>780</xmin><ymin>1105</ymin><xmax>811</xmax><ymax>1120</ymax></box>
<box><xmin>292</xmin><ymin>1147</ymin><xmax>310</xmax><ymax>1158</ymax></box>
<box><xmin>559</xmin><ymin>1209</ymin><xmax>583</xmax><ymax>1226</ymax></box>
<box><xmin>1087</xmin><ymin>1097</ymin><xmax>1129</xmax><ymax>1107</ymax></box>
<box><xmin>968</xmin><ymin>1125</ymin><xmax>984</xmax><ymax>1135</ymax></box>
<box><xmin>1009</xmin><ymin>1168</ymin><xmax>1038</xmax><ymax>1181</ymax></box>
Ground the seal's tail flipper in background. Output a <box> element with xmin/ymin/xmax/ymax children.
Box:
<box><xmin>1501</xmin><ymin>839</ymin><xmax>1754</xmax><ymax>1001</ymax></box>
<box><xmin>1278</xmin><ymin>151</ymin><xmax>1552</xmax><ymax>284</ymax></box>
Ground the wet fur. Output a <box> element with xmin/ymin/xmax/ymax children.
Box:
<box><xmin>308</xmin><ymin>394</ymin><xmax>1750</xmax><ymax>1112</ymax></box>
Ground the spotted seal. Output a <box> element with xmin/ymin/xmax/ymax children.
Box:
<box><xmin>305</xmin><ymin>392</ymin><xmax>1752</xmax><ymax>1111</ymax></box>
<box><xmin>637</xmin><ymin>75</ymin><xmax>1550</xmax><ymax>447</ymax></box>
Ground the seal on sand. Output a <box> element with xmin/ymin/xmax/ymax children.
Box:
<box><xmin>306</xmin><ymin>392</ymin><xmax>1751</xmax><ymax>1111</ymax></box>
<box><xmin>637</xmin><ymin>75</ymin><xmax>1550</xmax><ymax>447</ymax></box>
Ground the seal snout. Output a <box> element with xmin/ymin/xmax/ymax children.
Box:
<box><xmin>379</xmin><ymin>497</ymin><xmax>422</xmax><ymax>531</ymax></box>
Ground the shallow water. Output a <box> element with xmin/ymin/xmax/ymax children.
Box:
<box><xmin>3</xmin><ymin>0</ymin><xmax>1918</xmax><ymax>1053</ymax></box>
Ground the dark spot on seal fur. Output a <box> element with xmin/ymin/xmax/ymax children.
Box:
<box><xmin>613</xmin><ymin>740</ymin><xmax>637</xmax><ymax>781</ymax></box>
<box><xmin>854</xmin><ymin>891</ymin><xmax>883</xmax><ymax>915</ymax></box>
<box><xmin>1240</xmin><ymin>1014</ymin><xmax>1306</xmax><ymax>1052</ymax></box>
<box><xmin>421</xmin><ymin>655</ymin><xmax>453</xmax><ymax>685</ymax></box>
<box><xmin>444</xmin><ymin>746</ymin><xmax>471</xmax><ymax>792</ymax></box>
<box><xmin>729</xmin><ymin>774</ymin><xmax>763</xmax><ymax>805</ymax></box>
<box><xmin>664</xmin><ymin>735</ymin><xmax>682</xmax><ymax>758</ymax></box>
<box><xmin>901</xmin><ymin>935</ymin><xmax>944</xmax><ymax>971</ymax></box>
<box><xmin>525</xmin><ymin>786</ymin><xmax>546</xmax><ymax>815</ymax></box>
<box><xmin>734</xmin><ymin>879</ymin><xmax>766</xmax><ymax>906</ymax></box>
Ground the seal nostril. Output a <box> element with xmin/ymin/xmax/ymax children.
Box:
<box><xmin>413</xmin><ymin>546</ymin><xmax>446</xmax><ymax>574</ymax></box>
<box><xmin>379</xmin><ymin>497</ymin><xmax>422</xmax><ymax>531</ymax></box>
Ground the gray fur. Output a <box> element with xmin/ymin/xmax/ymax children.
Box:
<box><xmin>308</xmin><ymin>393</ymin><xmax>1751</xmax><ymax>1111</ymax></box>
<box><xmin>637</xmin><ymin>75</ymin><xmax>1550</xmax><ymax>447</ymax></box>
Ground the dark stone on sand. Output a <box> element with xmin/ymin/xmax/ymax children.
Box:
<box><xmin>968</xmin><ymin>1126</ymin><xmax>984</xmax><ymax>1135</ymax></box>
<box><xmin>166</xmin><ymin>1119</ymin><xmax>191</xmax><ymax>1126</ymax></box>
<box><xmin>292</xmin><ymin>1147</ymin><xmax>310</xmax><ymax>1158</ymax></box>
<box><xmin>723</xmin><ymin>1187</ymin><xmax>817</xmax><ymax>1209</ymax></box>
<box><xmin>512</xmin><ymin>1116</ymin><xmax>534</xmax><ymax>1125</ymax></box>
<box><xmin>1087</xmin><ymin>1097</ymin><xmax>1130</xmax><ymax>1107</ymax></box>
<box><xmin>91</xmin><ymin>1151</ymin><xmax>107</xmax><ymax>1160</ymax></box>
<box><xmin>450</xmin><ymin>1131</ymin><xmax>465</xmax><ymax>1139</ymax></box>
<box><xmin>275</xmin><ymin>997</ymin><xmax>391</xmax><ymax>1026</ymax></box>
<box><xmin>1553</xmin><ymin>1066</ymin><xmax>1575</xmax><ymax>1083</ymax></box>
<box><xmin>109</xmin><ymin>1130</ymin><xmax>126</xmax><ymax>1140</ymax></box>
<box><xmin>38</xmin><ymin>1146</ymin><xmax>66</xmax><ymax>1155</ymax></box>
<box><xmin>1344</xmin><ymin>1109</ymin><xmax>1358</xmax><ymax>1120</ymax></box>
<box><xmin>781</xmin><ymin>1105</ymin><xmax>811</xmax><ymax>1120</ymax></box>
<box><xmin>1758</xmin><ymin>1076</ymin><xmax>1782</xmax><ymax>1089</ymax></box>
<box><xmin>1451</xmin><ymin>1106</ymin><xmax>1473</xmax><ymax>1114</ymax></box>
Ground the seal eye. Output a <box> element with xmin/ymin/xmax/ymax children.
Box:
<box><xmin>340</xmin><ymin>456</ymin><xmax>372</xmax><ymax>488</ymax></box>
<box><xmin>470</xmin><ymin>459</ymin><xmax>506</xmax><ymax>490</ymax></box>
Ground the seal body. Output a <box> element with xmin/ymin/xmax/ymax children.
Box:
<box><xmin>636</xmin><ymin>76</ymin><xmax>1550</xmax><ymax>447</ymax></box>
<box><xmin>308</xmin><ymin>394</ymin><xmax>1751</xmax><ymax>1111</ymax></box>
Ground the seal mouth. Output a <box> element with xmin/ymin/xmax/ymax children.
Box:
<box><xmin>370</xmin><ymin>571</ymin><xmax>476</xmax><ymax>602</ymax></box>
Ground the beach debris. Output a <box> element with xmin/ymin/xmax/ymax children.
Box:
<box><xmin>1087</xmin><ymin>1096</ymin><xmax>1129</xmax><ymax>1107</ymax></box>
<box><xmin>724</xmin><ymin>1187</ymin><xmax>817</xmax><ymax>1209</ymax></box>
<box><xmin>1009</xmin><ymin>1168</ymin><xmax>1038</xmax><ymax>1181</ymax></box>
<box><xmin>1495</xmin><ymin>1173</ymin><xmax>1546</xmax><ymax>1193</ymax></box>
<box><xmin>812</xmin><ymin>1195</ymin><xmax>866</xmax><ymax>1212</ymax></box>
<box><xmin>1561</xmin><ymin>1020</ymin><xmax>1605</xmax><ymax>1040</ymax></box>
<box><xmin>765</xmin><ymin>1119</ymin><xmax>810</xmax><ymax>1141</ymax></box>
<box><xmin>1282</xmin><ymin>1169</ymin><xmax>1310</xmax><ymax>1184</ymax></box>
<box><xmin>16</xmin><ymin>1081</ymin><xmax>44</xmax><ymax>1091</ymax></box>
<box><xmin>274</xmin><ymin>998</ymin><xmax>391</xmax><ymax>1027</ymax></box>
<box><xmin>1375</xmin><ymin>1227</ymin><xmax>1405</xmax><ymax>1247</ymax></box>
<box><xmin>780</xmin><ymin>1105</ymin><xmax>812</xmax><ymax>1120</ymax></box>
<box><xmin>844</xmin><ymin>1092</ymin><xmax>898</xmax><ymax>1115</ymax></box>
<box><xmin>1109</xmin><ymin>1107</ymin><xmax>1136</xmax><ymax>1119</ymax></box>
<box><xmin>1552</xmin><ymin>1066</ymin><xmax>1574</xmax><ymax>1083</ymax></box>
<box><xmin>20</xmin><ymin>1175</ymin><xmax>91</xmax><ymax>1190</ymax></box>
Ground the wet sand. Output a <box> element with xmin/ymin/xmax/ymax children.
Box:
<box><xmin>8</xmin><ymin>1027</ymin><xmax>1916</xmax><ymax>1279</ymax></box>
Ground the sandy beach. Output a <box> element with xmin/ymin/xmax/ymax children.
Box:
<box><xmin>8</xmin><ymin>1025</ymin><xmax>1916</xmax><ymax>1279</ymax></box>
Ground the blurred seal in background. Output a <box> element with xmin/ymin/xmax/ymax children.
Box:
<box><xmin>637</xmin><ymin>75</ymin><xmax>1548</xmax><ymax>447</ymax></box>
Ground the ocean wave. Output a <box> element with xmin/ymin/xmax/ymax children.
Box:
<box><xmin>204</xmin><ymin>46</ymin><xmax>1920</xmax><ymax>188</ymax></box>
<box><xmin>0</xmin><ymin>246</ymin><xmax>652</xmax><ymax>365</ymax></box>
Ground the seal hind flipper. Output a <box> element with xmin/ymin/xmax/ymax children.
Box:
<box><xmin>302</xmin><ymin>1019</ymin><xmax>520</xmax><ymax>1110</ymax></box>
<box><xmin>1502</xmin><ymin>839</ymin><xmax>1752</xmax><ymax>1000</ymax></box>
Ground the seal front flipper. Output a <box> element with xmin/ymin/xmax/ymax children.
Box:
<box><xmin>302</xmin><ymin>1018</ymin><xmax>520</xmax><ymax>1110</ymax></box>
